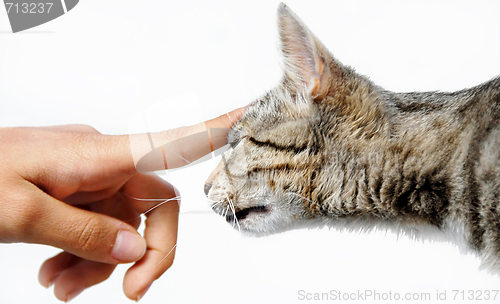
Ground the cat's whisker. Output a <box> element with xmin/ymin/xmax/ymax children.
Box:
<box><xmin>233</xmin><ymin>205</ymin><xmax>241</xmax><ymax>232</ymax></box>
<box><xmin>120</xmin><ymin>195</ymin><xmax>182</xmax><ymax>224</ymax></box>
<box><xmin>206</xmin><ymin>197</ymin><xmax>228</xmax><ymax>212</ymax></box>
<box><xmin>166</xmin><ymin>149</ymin><xmax>192</xmax><ymax>165</ymax></box>
<box><xmin>229</xmin><ymin>203</ymin><xmax>236</xmax><ymax>229</ymax></box>
<box><xmin>226</xmin><ymin>196</ymin><xmax>241</xmax><ymax>232</ymax></box>
<box><xmin>210</xmin><ymin>201</ymin><xmax>224</xmax><ymax>210</ymax></box>
<box><xmin>152</xmin><ymin>243</ymin><xmax>178</xmax><ymax>269</ymax></box>
<box><xmin>225</xmin><ymin>195</ymin><xmax>235</xmax><ymax>228</ymax></box>
<box><xmin>124</xmin><ymin>193</ymin><xmax>182</xmax><ymax>202</ymax></box>
<box><xmin>123</xmin><ymin>193</ymin><xmax>182</xmax><ymax>216</ymax></box>
<box><xmin>206</xmin><ymin>197</ymin><xmax>224</xmax><ymax>204</ymax></box>
<box><xmin>142</xmin><ymin>196</ymin><xmax>182</xmax><ymax>216</ymax></box>
<box><xmin>286</xmin><ymin>191</ymin><xmax>317</xmax><ymax>206</ymax></box>
<box><xmin>205</xmin><ymin>197</ymin><xmax>221</xmax><ymax>203</ymax></box>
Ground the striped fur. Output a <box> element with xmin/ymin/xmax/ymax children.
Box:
<box><xmin>205</xmin><ymin>3</ymin><xmax>500</xmax><ymax>272</ymax></box>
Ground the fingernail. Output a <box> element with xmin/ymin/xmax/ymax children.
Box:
<box><xmin>112</xmin><ymin>230</ymin><xmax>146</xmax><ymax>262</ymax></box>
<box><xmin>136</xmin><ymin>283</ymin><xmax>152</xmax><ymax>302</ymax></box>
<box><xmin>66</xmin><ymin>287</ymin><xmax>85</xmax><ymax>302</ymax></box>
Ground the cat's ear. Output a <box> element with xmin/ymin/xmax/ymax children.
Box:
<box><xmin>278</xmin><ymin>3</ymin><xmax>333</xmax><ymax>98</ymax></box>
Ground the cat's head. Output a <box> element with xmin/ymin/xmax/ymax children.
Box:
<box><xmin>205</xmin><ymin>3</ymin><xmax>387</xmax><ymax>235</ymax></box>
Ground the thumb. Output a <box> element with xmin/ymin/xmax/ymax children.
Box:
<box><xmin>25</xmin><ymin>191</ymin><xmax>146</xmax><ymax>264</ymax></box>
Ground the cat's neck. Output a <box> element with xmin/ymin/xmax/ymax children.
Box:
<box><xmin>308</xmin><ymin>96</ymin><xmax>464</xmax><ymax>227</ymax></box>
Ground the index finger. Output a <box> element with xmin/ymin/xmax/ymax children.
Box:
<box><xmin>127</xmin><ymin>107</ymin><xmax>246</xmax><ymax>172</ymax></box>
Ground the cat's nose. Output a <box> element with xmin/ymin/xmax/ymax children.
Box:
<box><xmin>204</xmin><ymin>183</ymin><xmax>212</xmax><ymax>196</ymax></box>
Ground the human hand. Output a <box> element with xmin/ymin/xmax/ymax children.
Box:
<box><xmin>0</xmin><ymin>107</ymin><xmax>244</xmax><ymax>302</ymax></box>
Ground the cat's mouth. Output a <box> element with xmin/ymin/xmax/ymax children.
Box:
<box><xmin>225</xmin><ymin>205</ymin><xmax>269</xmax><ymax>223</ymax></box>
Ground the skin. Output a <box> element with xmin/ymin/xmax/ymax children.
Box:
<box><xmin>0</xmin><ymin>107</ymin><xmax>245</xmax><ymax>302</ymax></box>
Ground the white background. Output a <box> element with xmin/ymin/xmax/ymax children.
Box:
<box><xmin>1</xmin><ymin>1</ymin><xmax>500</xmax><ymax>303</ymax></box>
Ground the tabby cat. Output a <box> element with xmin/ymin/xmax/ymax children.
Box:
<box><xmin>205</xmin><ymin>3</ymin><xmax>500</xmax><ymax>272</ymax></box>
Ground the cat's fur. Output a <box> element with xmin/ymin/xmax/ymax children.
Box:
<box><xmin>205</xmin><ymin>3</ymin><xmax>500</xmax><ymax>272</ymax></box>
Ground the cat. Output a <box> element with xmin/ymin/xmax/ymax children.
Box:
<box><xmin>204</xmin><ymin>3</ymin><xmax>500</xmax><ymax>272</ymax></box>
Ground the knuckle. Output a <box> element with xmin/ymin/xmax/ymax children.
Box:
<box><xmin>81</xmin><ymin>125</ymin><xmax>101</xmax><ymax>134</ymax></box>
<box><xmin>75</xmin><ymin>215</ymin><xmax>104</xmax><ymax>252</ymax></box>
<box><xmin>79</xmin><ymin>124</ymin><xmax>100</xmax><ymax>134</ymax></box>
<box><xmin>68</xmin><ymin>124</ymin><xmax>101</xmax><ymax>134</ymax></box>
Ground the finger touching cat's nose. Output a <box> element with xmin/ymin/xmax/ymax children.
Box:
<box><xmin>204</xmin><ymin>183</ymin><xmax>212</xmax><ymax>196</ymax></box>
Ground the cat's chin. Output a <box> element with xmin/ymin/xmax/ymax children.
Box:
<box><xmin>225</xmin><ymin>211</ymin><xmax>277</xmax><ymax>236</ymax></box>
<box><xmin>225</xmin><ymin>210</ymin><xmax>309</xmax><ymax>237</ymax></box>
<box><xmin>229</xmin><ymin>215</ymin><xmax>468</xmax><ymax>245</ymax></box>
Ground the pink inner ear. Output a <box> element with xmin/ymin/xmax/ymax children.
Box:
<box><xmin>278</xmin><ymin>5</ymin><xmax>326</xmax><ymax>95</ymax></box>
<box><xmin>310</xmin><ymin>77</ymin><xmax>320</xmax><ymax>96</ymax></box>
<box><xmin>316</xmin><ymin>55</ymin><xmax>325</xmax><ymax>76</ymax></box>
